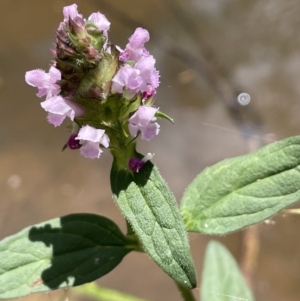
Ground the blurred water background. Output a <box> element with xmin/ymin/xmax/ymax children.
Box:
<box><xmin>1</xmin><ymin>0</ymin><xmax>300</xmax><ymax>300</ymax></box>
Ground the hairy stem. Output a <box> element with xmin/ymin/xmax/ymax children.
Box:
<box><xmin>176</xmin><ymin>282</ymin><xmax>196</xmax><ymax>301</ymax></box>
<box><xmin>240</xmin><ymin>225</ymin><xmax>259</xmax><ymax>288</ymax></box>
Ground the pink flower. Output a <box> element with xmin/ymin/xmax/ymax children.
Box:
<box><xmin>135</xmin><ymin>55</ymin><xmax>160</xmax><ymax>90</ymax></box>
<box><xmin>112</xmin><ymin>55</ymin><xmax>159</xmax><ymax>96</ymax></box>
<box><xmin>125</xmin><ymin>28</ymin><xmax>150</xmax><ymax>62</ymax></box>
<box><xmin>60</xmin><ymin>4</ymin><xmax>85</xmax><ymax>33</ymax></box>
<box><xmin>63</xmin><ymin>4</ymin><xmax>81</xmax><ymax>22</ymax></box>
<box><xmin>88</xmin><ymin>12</ymin><xmax>110</xmax><ymax>34</ymax></box>
<box><xmin>75</xmin><ymin>125</ymin><xmax>110</xmax><ymax>159</ymax></box>
<box><xmin>112</xmin><ymin>55</ymin><xmax>159</xmax><ymax>99</ymax></box>
<box><xmin>128</xmin><ymin>106</ymin><xmax>160</xmax><ymax>141</ymax></box>
<box><xmin>112</xmin><ymin>65</ymin><xmax>142</xmax><ymax>99</ymax></box>
<box><xmin>41</xmin><ymin>96</ymin><xmax>83</xmax><ymax>127</ymax></box>
<box><xmin>25</xmin><ymin>66</ymin><xmax>61</xmax><ymax>98</ymax></box>
<box><xmin>112</xmin><ymin>27</ymin><xmax>160</xmax><ymax>99</ymax></box>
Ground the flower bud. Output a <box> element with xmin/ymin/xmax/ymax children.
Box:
<box><xmin>128</xmin><ymin>153</ymin><xmax>154</xmax><ymax>172</ymax></box>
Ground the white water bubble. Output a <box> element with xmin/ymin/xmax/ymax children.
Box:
<box><xmin>204</xmin><ymin>223</ymin><xmax>209</xmax><ymax>228</ymax></box>
<box><xmin>237</xmin><ymin>92</ymin><xmax>251</xmax><ymax>106</ymax></box>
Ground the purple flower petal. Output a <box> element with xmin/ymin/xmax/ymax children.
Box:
<box><xmin>99</xmin><ymin>133</ymin><xmax>110</xmax><ymax>148</ymax></box>
<box><xmin>129</xmin><ymin>28</ymin><xmax>149</xmax><ymax>48</ymax></box>
<box><xmin>88</xmin><ymin>12</ymin><xmax>110</xmax><ymax>32</ymax></box>
<box><xmin>80</xmin><ymin>141</ymin><xmax>103</xmax><ymax>159</ymax></box>
<box><xmin>112</xmin><ymin>54</ymin><xmax>160</xmax><ymax>99</ymax></box>
<box><xmin>129</xmin><ymin>106</ymin><xmax>157</xmax><ymax>126</ymax></box>
<box><xmin>63</xmin><ymin>4</ymin><xmax>80</xmax><ymax>21</ymax></box>
<box><xmin>46</xmin><ymin>113</ymin><xmax>66</xmax><ymax>127</ymax></box>
<box><xmin>135</xmin><ymin>55</ymin><xmax>160</xmax><ymax>91</ymax></box>
<box><xmin>41</xmin><ymin>95</ymin><xmax>72</xmax><ymax>116</ymax></box>
<box><xmin>25</xmin><ymin>66</ymin><xmax>61</xmax><ymax>98</ymax></box>
<box><xmin>75</xmin><ymin>125</ymin><xmax>110</xmax><ymax>159</ymax></box>
<box><xmin>128</xmin><ymin>106</ymin><xmax>160</xmax><ymax>141</ymax></box>
<box><xmin>124</xmin><ymin>28</ymin><xmax>150</xmax><ymax>62</ymax></box>
<box><xmin>150</xmin><ymin>69</ymin><xmax>160</xmax><ymax>88</ymax></box>
<box><xmin>41</xmin><ymin>96</ymin><xmax>81</xmax><ymax>126</ymax></box>
<box><xmin>135</xmin><ymin>55</ymin><xmax>155</xmax><ymax>73</ymax></box>
<box><xmin>112</xmin><ymin>65</ymin><xmax>142</xmax><ymax>95</ymax></box>
<box><xmin>113</xmin><ymin>27</ymin><xmax>160</xmax><ymax>99</ymax></box>
<box><xmin>128</xmin><ymin>123</ymin><xmax>139</xmax><ymax>137</ymax></box>
<box><xmin>140</xmin><ymin>122</ymin><xmax>160</xmax><ymax>141</ymax></box>
<box><xmin>76</xmin><ymin>125</ymin><xmax>105</xmax><ymax>142</ymax></box>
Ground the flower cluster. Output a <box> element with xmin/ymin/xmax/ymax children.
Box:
<box><xmin>112</xmin><ymin>28</ymin><xmax>160</xmax><ymax>100</ymax></box>
<box><xmin>25</xmin><ymin>4</ymin><xmax>164</xmax><ymax>160</ymax></box>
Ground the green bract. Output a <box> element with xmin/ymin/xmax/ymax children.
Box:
<box><xmin>181</xmin><ymin>136</ymin><xmax>300</xmax><ymax>235</ymax></box>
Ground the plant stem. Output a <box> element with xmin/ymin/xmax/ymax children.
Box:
<box><xmin>176</xmin><ymin>282</ymin><xmax>197</xmax><ymax>301</ymax></box>
<box><xmin>240</xmin><ymin>225</ymin><xmax>259</xmax><ymax>288</ymax></box>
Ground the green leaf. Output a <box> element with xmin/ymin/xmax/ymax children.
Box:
<box><xmin>110</xmin><ymin>157</ymin><xmax>197</xmax><ymax>289</ymax></box>
<box><xmin>180</xmin><ymin>136</ymin><xmax>300</xmax><ymax>234</ymax></box>
<box><xmin>155</xmin><ymin>111</ymin><xmax>174</xmax><ymax>124</ymax></box>
<box><xmin>75</xmin><ymin>282</ymin><xmax>149</xmax><ymax>301</ymax></box>
<box><xmin>0</xmin><ymin>213</ymin><xmax>134</xmax><ymax>299</ymax></box>
<box><xmin>201</xmin><ymin>241</ymin><xmax>255</xmax><ymax>301</ymax></box>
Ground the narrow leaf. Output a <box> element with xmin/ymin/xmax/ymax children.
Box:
<box><xmin>75</xmin><ymin>282</ymin><xmax>148</xmax><ymax>301</ymax></box>
<box><xmin>180</xmin><ymin>136</ymin><xmax>300</xmax><ymax>234</ymax></box>
<box><xmin>111</xmin><ymin>157</ymin><xmax>197</xmax><ymax>289</ymax></box>
<box><xmin>0</xmin><ymin>213</ymin><xmax>133</xmax><ymax>299</ymax></box>
<box><xmin>201</xmin><ymin>241</ymin><xmax>255</xmax><ymax>301</ymax></box>
<box><xmin>155</xmin><ymin>111</ymin><xmax>174</xmax><ymax>124</ymax></box>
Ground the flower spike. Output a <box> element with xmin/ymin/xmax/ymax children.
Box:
<box><xmin>25</xmin><ymin>4</ymin><xmax>170</xmax><ymax>159</ymax></box>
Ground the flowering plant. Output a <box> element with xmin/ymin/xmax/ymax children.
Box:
<box><xmin>1</xmin><ymin>4</ymin><xmax>300</xmax><ymax>301</ymax></box>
